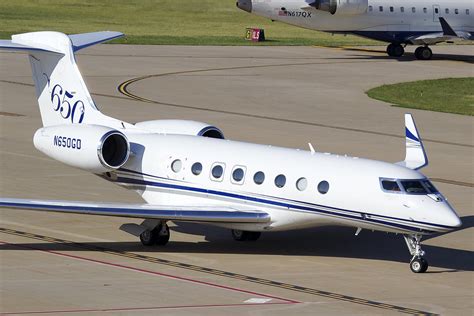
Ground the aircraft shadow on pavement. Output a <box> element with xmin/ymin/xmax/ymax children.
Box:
<box><xmin>327</xmin><ymin>52</ymin><xmax>474</xmax><ymax>63</ymax></box>
<box><xmin>2</xmin><ymin>215</ymin><xmax>472</xmax><ymax>272</ymax></box>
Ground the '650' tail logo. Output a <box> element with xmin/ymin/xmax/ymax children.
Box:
<box><xmin>51</xmin><ymin>84</ymin><xmax>85</xmax><ymax>123</ymax></box>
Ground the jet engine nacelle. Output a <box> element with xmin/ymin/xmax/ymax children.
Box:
<box><xmin>135</xmin><ymin>120</ymin><xmax>225</xmax><ymax>139</ymax></box>
<box><xmin>311</xmin><ymin>0</ymin><xmax>368</xmax><ymax>15</ymax></box>
<box><xmin>33</xmin><ymin>125</ymin><xmax>130</xmax><ymax>173</ymax></box>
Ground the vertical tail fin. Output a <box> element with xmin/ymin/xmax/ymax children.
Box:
<box><xmin>0</xmin><ymin>31</ymin><xmax>124</xmax><ymax>127</ymax></box>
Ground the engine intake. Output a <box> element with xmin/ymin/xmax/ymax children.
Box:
<box><xmin>99</xmin><ymin>131</ymin><xmax>130</xmax><ymax>169</ymax></box>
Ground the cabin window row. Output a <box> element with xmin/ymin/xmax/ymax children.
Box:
<box><xmin>171</xmin><ymin>159</ymin><xmax>329</xmax><ymax>194</ymax></box>
<box><xmin>369</xmin><ymin>6</ymin><xmax>469</xmax><ymax>15</ymax></box>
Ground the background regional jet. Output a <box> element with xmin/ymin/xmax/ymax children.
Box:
<box><xmin>237</xmin><ymin>0</ymin><xmax>473</xmax><ymax>59</ymax></box>
<box><xmin>0</xmin><ymin>31</ymin><xmax>461</xmax><ymax>273</ymax></box>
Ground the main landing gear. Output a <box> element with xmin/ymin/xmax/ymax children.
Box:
<box><xmin>386</xmin><ymin>43</ymin><xmax>433</xmax><ymax>60</ymax></box>
<box><xmin>140</xmin><ymin>222</ymin><xmax>170</xmax><ymax>246</ymax></box>
<box><xmin>414</xmin><ymin>46</ymin><xmax>433</xmax><ymax>60</ymax></box>
<box><xmin>404</xmin><ymin>234</ymin><xmax>428</xmax><ymax>273</ymax></box>
<box><xmin>231</xmin><ymin>229</ymin><xmax>261</xmax><ymax>241</ymax></box>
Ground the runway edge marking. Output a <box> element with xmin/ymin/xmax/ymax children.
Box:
<box><xmin>0</xmin><ymin>227</ymin><xmax>437</xmax><ymax>316</ymax></box>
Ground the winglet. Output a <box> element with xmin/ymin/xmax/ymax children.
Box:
<box><xmin>439</xmin><ymin>17</ymin><xmax>457</xmax><ymax>37</ymax></box>
<box><xmin>396</xmin><ymin>114</ymin><xmax>428</xmax><ymax>170</ymax></box>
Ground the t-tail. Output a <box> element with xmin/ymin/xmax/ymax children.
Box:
<box><xmin>0</xmin><ymin>31</ymin><xmax>126</xmax><ymax>128</ymax></box>
<box><xmin>0</xmin><ymin>31</ymin><xmax>133</xmax><ymax>173</ymax></box>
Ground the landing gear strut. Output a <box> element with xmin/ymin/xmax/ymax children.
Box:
<box><xmin>414</xmin><ymin>46</ymin><xmax>433</xmax><ymax>60</ymax></box>
<box><xmin>140</xmin><ymin>222</ymin><xmax>170</xmax><ymax>246</ymax></box>
<box><xmin>404</xmin><ymin>234</ymin><xmax>428</xmax><ymax>273</ymax></box>
<box><xmin>386</xmin><ymin>43</ymin><xmax>405</xmax><ymax>57</ymax></box>
<box><xmin>231</xmin><ymin>229</ymin><xmax>261</xmax><ymax>241</ymax></box>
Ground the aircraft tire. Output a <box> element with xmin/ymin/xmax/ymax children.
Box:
<box><xmin>415</xmin><ymin>46</ymin><xmax>432</xmax><ymax>60</ymax></box>
<box><xmin>410</xmin><ymin>257</ymin><xmax>428</xmax><ymax>273</ymax></box>
<box><xmin>155</xmin><ymin>224</ymin><xmax>170</xmax><ymax>246</ymax></box>
<box><xmin>140</xmin><ymin>229</ymin><xmax>156</xmax><ymax>246</ymax></box>
<box><xmin>386</xmin><ymin>43</ymin><xmax>395</xmax><ymax>56</ymax></box>
<box><xmin>232</xmin><ymin>230</ymin><xmax>262</xmax><ymax>241</ymax></box>
<box><xmin>248</xmin><ymin>232</ymin><xmax>262</xmax><ymax>241</ymax></box>
<box><xmin>232</xmin><ymin>229</ymin><xmax>248</xmax><ymax>241</ymax></box>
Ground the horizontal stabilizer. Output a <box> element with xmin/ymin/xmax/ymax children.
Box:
<box><xmin>0</xmin><ymin>39</ymin><xmax>63</xmax><ymax>54</ymax></box>
<box><xmin>0</xmin><ymin>198</ymin><xmax>270</xmax><ymax>224</ymax></box>
<box><xmin>68</xmin><ymin>31</ymin><xmax>124</xmax><ymax>52</ymax></box>
<box><xmin>396</xmin><ymin>114</ymin><xmax>428</xmax><ymax>170</ymax></box>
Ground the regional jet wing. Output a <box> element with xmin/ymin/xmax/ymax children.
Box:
<box><xmin>0</xmin><ymin>198</ymin><xmax>270</xmax><ymax>223</ymax></box>
<box><xmin>408</xmin><ymin>17</ymin><xmax>472</xmax><ymax>45</ymax></box>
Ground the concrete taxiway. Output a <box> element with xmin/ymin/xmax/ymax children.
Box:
<box><xmin>1</xmin><ymin>44</ymin><xmax>473</xmax><ymax>315</ymax></box>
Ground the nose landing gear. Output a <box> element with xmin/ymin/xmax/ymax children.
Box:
<box><xmin>404</xmin><ymin>234</ymin><xmax>429</xmax><ymax>273</ymax></box>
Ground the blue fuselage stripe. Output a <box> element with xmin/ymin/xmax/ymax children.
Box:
<box><xmin>114</xmin><ymin>175</ymin><xmax>446</xmax><ymax>234</ymax></box>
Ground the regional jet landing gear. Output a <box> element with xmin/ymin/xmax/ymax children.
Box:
<box><xmin>231</xmin><ymin>229</ymin><xmax>261</xmax><ymax>241</ymax></box>
<box><xmin>139</xmin><ymin>222</ymin><xmax>170</xmax><ymax>246</ymax></box>
<box><xmin>414</xmin><ymin>46</ymin><xmax>433</xmax><ymax>60</ymax></box>
<box><xmin>386</xmin><ymin>43</ymin><xmax>433</xmax><ymax>60</ymax></box>
<box><xmin>404</xmin><ymin>234</ymin><xmax>428</xmax><ymax>273</ymax></box>
<box><xmin>386</xmin><ymin>43</ymin><xmax>405</xmax><ymax>58</ymax></box>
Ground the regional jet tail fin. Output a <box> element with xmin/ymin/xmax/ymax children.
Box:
<box><xmin>0</xmin><ymin>198</ymin><xmax>271</xmax><ymax>224</ymax></box>
<box><xmin>0</xmin><ymin>31</ymin><xmax>124</xmax><ymax>127</ymax></box>
<box><xmin>396</xmin><ymin>114</ymin><xmax>428</xmax><ymax>170</ymax></box>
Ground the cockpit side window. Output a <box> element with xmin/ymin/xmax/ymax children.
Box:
<box><xmin>422</xmin><ymin>180</ymin><xmax>438</xmax><ymax>194</ymax></box>
<box><xmin>401</xmin><ymin>180</ymin><xmax>428</xmax><ymax>194</ymax></box>
<box><xmin>381</xmin><ymin>180</ymin><xmax>401</xmax><ymax>192</ymax></box>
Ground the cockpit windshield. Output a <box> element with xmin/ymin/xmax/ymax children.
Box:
<box><xmin>380</xmin><ymin>178</ymin><xmax>439</xmax><ymax>195</ymax></box>
<box><xmin>401</xmin><ymin>180</ymin><xmax>427</xmax><ymax>194</ymax></box>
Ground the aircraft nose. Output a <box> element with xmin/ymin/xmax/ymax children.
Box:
<box><xmin>236</xmin><ymin>0</ymin><xmax>252</xmax><ymax>12</ymax></box>
<box><xmin>446</xmin><ymin>213</ymin><xmax>462</xmax><ymax>229</ymax></box>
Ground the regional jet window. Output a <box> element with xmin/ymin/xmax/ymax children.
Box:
<box><xmin>445</xmin><ymin>8</ymin><xmax>449</xmax><ymax>14</ymax></box>
<box><xmin>455</xmin><ymin>8</ymin><xmax>459</xmax><ymax>14</ymax></box>
<box><xmin>171</xmin><ymin>159</ymin><xmax>182</xmax><ymax>173</ymax></box>
<box><xmin>232</xmin><ymin>167</ymin><xmax>246</xmax><ymax>184</ymax></box>
<box><xmin>390</xmin><ymin>6</ymin><xmax>394</xmax><ymax>12</ymax></box>
<box><xmin>191</xmin><ymin>162</ymin><xmax>202</xmax><ymax>175</ymax></box>
<box><xmin>466</xmin><ymin>9</ymin><xmax>470</xmax><ymax>15</ymax></box>
<box><xmin>318</xmin><ymin>181</ymin><xmax>329</xmax><ymax>194</ymax></box>
<box><xmin>253</xmin><ymin>171</ymin><xmax>265</xmax><ymax>185</ymax></box>
<box><xmin>379</xmin><ymin>6</ymin><xmax>383</xmax><ymax>12</ymax></box>
<box><xmin>274</xmin><ymin>174</ymin><xmax>286</xmax><ymax>188</ymax></box>
<box><xmin>400</xmin><ymin>7</ymin><xmax>405</xmax><ymax>13</ymax></box>
<box><xmin>368</xmin><ymin>5</ymin><xmax>373</xmax><ymax>12</ymax></box>
<box><xmin>423</xmin><ymin>7</ymin><xmax>427</xmax><ymax>13</ymax></box>
<box><xmin>401</xmin><ymin>180</ymin><xmax>428</xmax><ymax>194</ymax></box>
<box><xmin>381</xmin><ymin>180</ymin><xmax>401</xmax><ymax>192</ymax></box>
<box><xmin>296</xmin><ymin>177</ymin><xmax>308</xmax><ymax>191</ymax></box>
<box><xmin>434</xmin><ymin>8</ymin><xmax>439</xmax><ymax>14</ymax></box>
<box><xmin>211</xmin><ymin>164</ymin><xmax>225</xmax><ymax>181</ymax></box>
<box><xmin>412</xmin><ymin>7</ymin><xmax>416</xmax><ymax>13</ymax></box>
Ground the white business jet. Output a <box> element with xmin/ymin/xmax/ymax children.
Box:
<box><xmin>236</xmin><ymin>0</ymin><xmax>473</xmax><ymax>59</ymax></box>
<box><xmin>0</xmin><ymin>31</ymin><xmax>461</xmax><ymax>273</ymax></box>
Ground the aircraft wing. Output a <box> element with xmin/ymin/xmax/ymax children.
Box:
<box><xmin>408</xmin><ymin>17</ymin><xmax>472</xmax><ymax>45</ymax></box>
<box><xmin>0</xmin><ymin>198</ymin><xmax>270</xmax><ymax>224</ymax></box>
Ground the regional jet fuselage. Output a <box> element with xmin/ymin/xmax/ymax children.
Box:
<box><xmin>237</xmin><ymin>0</ymin><xmax>473</xmax><ymax>59</ymax></box>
